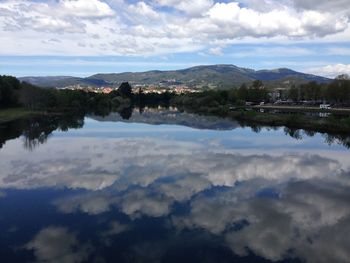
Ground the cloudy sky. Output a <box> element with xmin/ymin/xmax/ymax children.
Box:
<box><xmin>0</xmin><ymin>0</ymin><xmax>349</xmax><ymax>77</ymax></box>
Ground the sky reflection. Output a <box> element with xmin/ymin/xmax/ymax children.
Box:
<box><xmin>0</xmin><ymin>112</ymin><xmax>350</xmax><ymax>263</ymax></box>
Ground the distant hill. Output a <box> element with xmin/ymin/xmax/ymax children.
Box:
<box><xmin>19</xmin><ymin>76</ymin><xmax>109</xmax><ymax>88</ymax></box>
<box><xmin>19</xmin><ymin>64</ymin><xmax>331</xmax><ymax>89</ymax></box>
<box><xmin>89</xmin><ymin>108</ymin><xmax>240</xmax><ymax>130</ymax></box>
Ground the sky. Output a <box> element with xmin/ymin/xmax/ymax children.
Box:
<box><xmin>0</xmin><ymin>0</ymin><xmax>349</xmax><ymax>77</ymax></box>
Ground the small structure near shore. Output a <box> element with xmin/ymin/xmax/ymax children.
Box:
<box><xmin>319</xmin><ymin>104</ymin><xmax>332</xmax><ymax>110</ymax></box>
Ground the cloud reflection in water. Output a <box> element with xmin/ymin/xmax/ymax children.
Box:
<box><xmin>1</xmin><ymin>118</ymin><xmax>350</xmax><ymax>263</ymax></box>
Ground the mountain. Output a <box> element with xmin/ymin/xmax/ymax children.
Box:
<box><xmin>89</xmin><ymin>108</ymin><xmax>240</xmax><ymax>130</ymax></box>
<box><xmin>19</xmin><ymin>64</ymin><xmax>330</xmax><ymax>89</ymax></box>
<box><xmin>19</xmin><ymin>76</ymin><xmax>109</xmax><ymax>88</ymax></box>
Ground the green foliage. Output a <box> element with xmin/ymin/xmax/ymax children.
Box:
<box><xmin>0</xmin><ymin>75</ymin><xmax>21</xmax><ymax>107</ymax></box>
<box><xmin>252</xmin><ymin>80</ymin><xmax>263</xmax><ymax>88</ymax></box>
<box><xmin>234</xmin><ymin>82</ymin><xmax>268</xmax><ymax>102</ymax></box>
<box><xmin>287</xmin><ymin>79</ymin><xmax>350</xmax><ymax>103</ymax></box>
<box><xmin>118</xmin><ymin>82</ymin><xmax>132</xmax><ymax>98</ymax></box>
<box><xmin>0</xmin><ymin>114</ymin><xmax>84</xmax><ymax>150</ymax></box>
<box><xmin>1</xmin><ymin>74</ymin><xmax>350</xmax><ymax>125</ymax></box>
<box><xmin>172</xmin><ymin>81</ymin><xmax>268</xmax><ymax>115</ymax></box>
<box><xmin>288</xmin><ymin>85</ymin><xmax>299</xmax><ymax>101</ymax></box>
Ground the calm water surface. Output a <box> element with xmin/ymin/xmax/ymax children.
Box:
<box><xmin>1</xmin><ymin>109</ymin><xmax>350</xmax><ymax>263</ymax></box>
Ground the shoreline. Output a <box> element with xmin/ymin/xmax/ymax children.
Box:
<box><xmin>0</xmin><ymin>108</ymin><xmax>44</xmax><ymax>124</ymax></box>
<box><xmin>176</xmin><ymin>103</ymin><xmax>350</xmax><ymax>135</ymax></box>
<box><xmin>251</xmin><ymin>105</ymin><xmax>350</xmax><ymax>114</ymax></box>
<box><xmin>229</xmin><ymin>111</ymin><xmax>350</xmax><ymax>133</ymax></box>
<box><xmin>2</xmin><ymin>105</ymin><xmax>350</xmax><ymax>135</ymax></box>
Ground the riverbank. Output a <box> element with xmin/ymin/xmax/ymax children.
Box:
<box><xmin>252</xmin><ymin>104</ymin><xmax>350</xmax><ymax>114</ymax></box>
<box><xmin>0</xmin><ymin>108</ymin><xmax>43</xmax><ymax>123</ymax></box>
<box><xmin>175</xmin><ymin>102</ymin><xmax>350</xmax><ymax>135</ymax></box>
<box><xmin>2</xmin><ymin>104</ymin><xmax>350</xmax><ymax>136</ymax></box>
<box><xmin>227</xmin><ymin>110</ymin><xmax>350</xmax><ymax>134</ymax></box>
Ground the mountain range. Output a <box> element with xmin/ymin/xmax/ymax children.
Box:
<box><xmin>19</xmin><ymin>64</ymin><xmax>331</xmax><ymax>89</ymax></box>
<box><xmin>90</xmin><ymin>108</ymin><xmax>240</xmax><ymax>130</ymax></box>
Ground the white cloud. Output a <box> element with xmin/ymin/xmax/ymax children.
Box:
<box><xmin>307</xmin><ymin>64</ymin><xmax>350</xmax><ymax>78</ymax></box>
<box><xmin>102</xmin><ymin>221</ymin><xmax>131</xmax><ymax>236</ymax></box>
<box><xmin>55</xmin><ymin>192</ymin><xmax>118</xmax><ymax>214</ymax></box>
<box><xmin>208</xmin><ymin>47</ymin><xmax>223</xmax><ymax>56</ymax></box>
<box><xmin>236</xmin><ymin>0</ymin><xmax>289</xmax><ymax>12</ymax></box>
<box><xmin>291</xmin><ymin>0</ymin><xmax>350</xmax><ymax>13</ymax></box>
<box><xmin>155</xmin><ymin>0</ymin><xmax>214</xmax><ymax>16</ymax></box>
<box><xmin>326</xmin><ymin>47</ymin><xmax>350</xmax><ymax>56</ymax></box>
<box><xmin>0</xmin><ymin>0</ymin><xmax>349</xmax><ymax>56</ymax></box>
<box><xmin>0</xmin><ymin>138</ymin><xmax>344</xmax><ymax>191</ymax></box>
<box><xmin>230</xmin><ymin>46</ymin><xmax>314</xmax><ymax>58</ymax></box>
<box><xmin>59</xmin><ymin>0</ymin><xmax>115</xmax><ymax>18</ymax></box>
<box><xmin>119</xmin><ymin>188</ymin><xmax>173</xmax><ymax>218</ymax></box>
<box><xmin>128</xmin><ymin>2</ymin><xmax>160</xmax><ymax>20</ymax></box>
<box><xmin>174</xmin><ymin>174</ymin><xmax>350</xmax><ymax>262</ymax></box>
<box><xmin>26</xmin><ymin>227</ymin><xmax>92</xmax><ymax>263</ymax></box>
<box><xmin>1</xmin><ymin>113</ymin><xmax>348</xmax><ymax>262</ymax></box>
<box><xmin>203</xmin><ymin>2</ymin><xmax>348</xmax><ymax>38</ymax></box>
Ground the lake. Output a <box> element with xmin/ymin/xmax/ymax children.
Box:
<box><xmin>1</xmin><ymin>108</ymin><xmax>350</xmax><ymax>263</ymax></box>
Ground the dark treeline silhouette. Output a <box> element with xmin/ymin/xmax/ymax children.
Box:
<box><xmin>234</xmin><ymin>115</ymin><xmax>350</xmax><ymax>149</ymax></box>
<box><xmin>0</xmin><ymin>76</ymin><xmax>174</xmax><ymax>116</ymax></box>
<box><xmin>287</xmin><ymin>80</ymin><xmax>350</xmax><ymax>104</ymax></box>
<box><xmin>0</xmin><ymin>114</ymin><xmax>85</xmax><ymax>150</ymax></box>
<box><xmin>0</xmin><ymin>75</ymin><xmax>109</xmax><ymax>111</ymax></box>
<box><xmin>174</xmin><ymin>79</ymin><xmax>350</xmax><ymax>109</ymax></box>
<box><xmin>172</xmin><ymin>80</ymin><xmax>269</xmax><ymax>115</ymax></box>
<box><xmin>2</xmin><ymin>74</ymin><xmax>350</xmax><ymax>142</ymax></box>
<box><xmin>171</xmin><ymin>79</ymin><xmax>350</xmax><ymax>140</ymax></box>
<box><xmin>2</xmin><ymin>75</ymin><xmax>350</xmax><ymax>113</ymax></box>
<box><xmin>2</xmin><ymin>105</ymin><xmax>350</xmax><ymax>151</ymax></box>
<box><xmin>0</xmin><ymin>75</ymin><xmax>21</xmax><ymax>107</ymax></box>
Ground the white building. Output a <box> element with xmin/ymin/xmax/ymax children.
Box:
<box><xmin>319</xmin><ymin>104</ymin><xmax>331</xmax><ymax>110</ymax></box>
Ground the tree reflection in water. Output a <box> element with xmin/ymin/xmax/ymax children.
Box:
<box><xmin>1</xmin><ymin>108</ymin><xmax>350</xmax><ymax>263</ymax></box>
<box><xmin>1</xmin><ymin>107</ymin><xmax>350</xmax><ymax>151</ymax></box>
<box><xmin>0</xmin><ymin>114</ymin><xmax>85</xmax><ymax>151</ymax></box>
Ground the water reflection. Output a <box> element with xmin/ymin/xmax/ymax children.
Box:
<box><xmin>0</xmin><ymin>114</ymin><xmax>84</xmax><ymax>150</ymax></box>
<box><xmin>0</xmin><ymin>110</ymin><xmax>350</xmax><ymax>262</ymax></box>
<box><xmin>89</xmin><ymin>106</ymin><xmax>242</xmax><ymax>130</ymax></box>
<box><xmin>25</xmin><ymin>227</ymin><xmax>92</xmax><ymax>263</ymax></box>
<box><xmin>1</xmin><ymin>107</ymin><xmax>350</xmax><ymax>152</ymax></box>
<box><xmin>174</xmin><ymin>175</ymin><xmax>350</xmax><ymax>263</ymax></box>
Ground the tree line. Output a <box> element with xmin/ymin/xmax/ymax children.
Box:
<box><xmin>1</xmin><ymin>75</ymin><xmax>350</xmax><ymax>114</ymax></box>
<box><xmin>0</xmin><ymin>75</ymin><xmax>177</xmax><ymax>121</ymax></box>
<box><xmin>173</xmin><ymin>79</ymin><xmax>350</xmax><ymax>110</ymax></box>
<box><xmin>287</xmin><ymin>80</ymin><xmax>350</xmax><ymax>104</ymax></box>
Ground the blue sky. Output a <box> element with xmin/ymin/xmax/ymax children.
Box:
<box><xmin>0</xmin><ymin>0</ymin><xmax>349</xmax><ymax>77</ymax></box>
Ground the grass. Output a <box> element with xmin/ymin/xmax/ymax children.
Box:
<box><xmin>0</xmin><ymin>107</ymin><xmax>41</xmax><ymax>123</ymax></box>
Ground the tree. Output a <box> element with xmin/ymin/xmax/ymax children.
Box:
<box><xmin>252</xmin><ymin>80</ymin><xmax>263</xmax><ymax>88</ymax></box>
<box><xmin>288</xmin><ymin>85</ymin><xmax>299</xmax><ymax>102</ymax></box>
<box><xmin>335</xmin><ymin>74</ymin><xmax>349</xmax><ymax>80</ymax></box>
<box><xmin>228</xmin><ymin>88</ymin><xmax>238</xmax><ymax>104</ymax></box>
<box><xmin>118</xmin><ymin>82</ymin><xmax>132</xmax><ymax>98</ymax></box>
<box><xmin>237</xmin><ymin>84</ymin><xmax>248</xmax><ymax>101</ymax></box>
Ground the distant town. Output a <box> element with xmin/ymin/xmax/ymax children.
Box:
<box><xmin>58</xmin><ymin>83</ymin><xmax>202</xmax><ymax>95</ymax></box>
